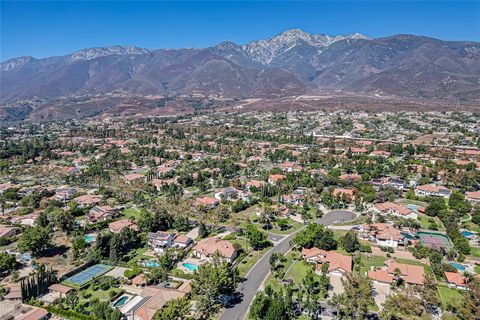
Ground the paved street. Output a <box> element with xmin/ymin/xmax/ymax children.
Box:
<box><xmin>220</xmin><ymin>210</ymin><xmax>355</xmax><ymax>320</ymax></box>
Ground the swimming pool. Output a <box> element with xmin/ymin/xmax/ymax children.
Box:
<box><xmin>144</xmin><ymin>260</ymin><xmax>160</xmax><ymax>268</ymax></box>
<box><xmin>182</xmin><ymin>262</ymin><xmax>199</xmax><ymax>272</ymax></box>
<box><xmin>112</xmin><ymin>294</ymin><xmax>132</xmax><ymax>308</ymax></box>
<box><xmin>83</xmin><ymin>234</ymin><xmax>96</xmax><ymax>243</ymax></box>
<box><xmin>406</xmin><ymin>204</ymin><xmax>418</xmax><ymax>211</ymax></box>
<box><xmin>449</xmin><ymin>262</ymin><xmax>466</xmax><ymax>272</ymax></box>
<box><xmin>461</xmin><ymin>231</ymin><xmax>474</xmax><ymax>238</ymax></box>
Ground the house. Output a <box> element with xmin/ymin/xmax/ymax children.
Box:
<box><xmin>48</xmin><ymin>283</ymin><xmax>74</xmax><ymax>298</ymax></box>
<box><xmin>385</xmin><ymin>260</ymin><xmax>425</xmax><ymax>285</ymax></box>
<box><xmin>194</xmin><ymin>196</ymin><xmax>219</xmax><ymax>209</ymax></box>
<box><xmin>4</xmin><ymin>284</ymin><xmax>22</xmax><ymax>300</ymax></box>
<box><xmin>350</xmin><ymin>147</ymin><xmax>368</xmax><ymax>155</ymax></box>
<box><xmin>124</xmin><ymin>173</ymin><xmax>144</xmax><ymax>184</ymax></box>
<box><xmin>371</xmin><ymin>177</ymin><xmax>406</xmax><ymax>190</ymax></box>
<box><xmin>214</xmin><ymin>187</ymin><xmax>238</xmax><ymax>201</ymax></box>
<box><xmin>415</xmin><ymin>184</ymin><xmax>451</xmax><ymax>198</ymax></box>
<box><xmin>360</xmin><ymin>223</ymin><xmax>405</xmax><ymax>248</ymax></box>
<box><xmin>268</xmin><ymin>174</ymin><xmax>286</xmax><ymax>185</ymax></box>
<box><xmin>465</xmin><ymin>191</ymin><xmax>480</xmax><ymax>204</ymax></box>
<box><xmin>245</xmin><ymin>179</ymin><xmax>265</xmax><ymax>190</ymax></box>
<box><xmin>55</xmin><ymin>187</ymin><xmax>76</xmax><ymax>202</ymax></box>
<box><xmin>281</xmin><ymin>193</ymin><xmax>304</xmax><ymax>206</ymax></box>
<box><xmin>147</xmin><ymin>232</ymin><xmax>175</xmax><ymax>254</ymax></box>
<box><xmin>0</xmin><ymin>225</ymin><xmax>21</xmax><ymax>238</ymax></box>
<box><xmin>132</xmin><ymin>274</ymin><xmax>149</xmax><ymax>287</ymax></box>
<box><xmin>88</xmin><ymin>205</ymin><xmax>116</xmax><ymax>222</ymax></box>
<box><xmin>444</xmin><ymin>271</ymin><xmax>468</xmax><ymax>290</ymax></box>
<box><xmin>192</xmin><ymin>237</ymin><xmax>238</xmax><ymax>263</ymax></box>
<box><xmin>301</xmin><ymin>247</ymin><xmax>352</xmax><ymax>275</ymax></box>
<box><xmin>333</xmin><ymin>188</ymin><xmax>355</xmax><ymax>201</ymax></box>
<box><xmin>367</xmin><ymin>269</ymin><xmax>394</xmax><ymax>284</ymax></box>
<box><xmin>108</xmin><ymin>219</ymin><xmax>138</xmax><ymax>233</ymax></box>
<box><xmin>121</xmin><ymin>286</ymin><xmax>187</xmax><ymax>320</ymax></box>
<box><xmin>339</xmin><ymin>174</ymin><xmax>362</xmax><ymax>182</ymax></box>
<box><xmin>369</xmin><ymin>150</ymin><xmax>391</xmax><ymax>158</ymax></box>
<box><xmin>172</xmin><ymin>234</ymin><xmax>193</xmax><ymax>248</ymax></box>
<box><xmin>373</xmin><ymin>202</ymin><xmax>418</xmax><ymax>220</ymax></box>
<box><xmin>278</xmin><ymin>162</ymin><xmax>303</xmax><ymax>173</ymax></box>
<box><xmin>74</xmin><ymin>194</ymin><xmax>102</xmax><ymax>207</ymax></box>
<box><xmin>14</xmin><ymin>305</ymin><xmax>49</xmax><ymax>320</ymax></box>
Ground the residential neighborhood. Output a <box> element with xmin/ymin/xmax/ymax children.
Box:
<box><xmin>0</xmin><ymin>110</ymin><xmax>479</xmax><ymax>320</ymax></box>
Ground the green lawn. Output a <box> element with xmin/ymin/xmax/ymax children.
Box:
<box><xmin>437</xmin><ymin>286</ymin><xmax>464</xmax><ymax>311</ymax></box>
<box><xmin>359</xmin><ymin>255</ymin><xmax>387</xmax><ymax>277</ymax></box>
<box><xmin>237</xmin><ymin>247</ymin><xmax>270</xmax><ymax>277</ymax></box>
<box><xmin>263</xmin><ymin>252</ymin><xmax>297</xmax><ymax>291</ymax></box>
<box><xmin>417</xmin><ymin>214</ymin><xmax>446</xmax><ymax>231</ymax></box>
<box><xmin>122</xmin><ymin>207</ymin><xmax>142</xmax><ymax>219</ymax></box>
<box><xmin>80</xmin><ymin>286</ymin><xmax>123</xmax><ymax>303</ymax></box>
<box><xmin>468</xmin><ymin>246</ymin><xmax>480</xmax><ymax>258</ymax></box>
<box><xmin>474</xmin><ymin>265</ymin><xmax>480</xmax><ymax>275</ymax></box>
<box><xmin>285</xmin><ymin>260</ymin><xmax>317</xmax><ymax>284</ymax></box>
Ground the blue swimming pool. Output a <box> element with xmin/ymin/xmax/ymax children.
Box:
<box><xmin>449</xmin><ymin>262</ymin><xmax>466</xmax><ymax>272</ymax></box>
<box><xmin>144</xmin><ymin>260</ymin><xmax>160</xmax><ymax>268</ymax></box>
<box><xmin>462</xmin><ymin>231</ymin><xmax>474</xmax><ymax>238</ymax></box>
<box><xmin>83</xmin><ymin>234</ymin><xmax>96</xmax><ymax>243</ymax></box>
<box><xmin>113</xmin><ymin>295</ymin><xmax>131</xmax><ymax>308</ymax></box>
<box><xmin>182</xmin><ymin>262</ymin><xmax>199</xmax><ymax>272</ymax></box>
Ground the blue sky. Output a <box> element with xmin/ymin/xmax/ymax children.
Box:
<box><xmin>1</xmin><ymin>1</ymin><xmax>479</xmax><ymax>61</ymax></box>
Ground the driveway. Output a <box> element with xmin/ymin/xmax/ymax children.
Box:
<box><xmin>219</xmin><ymin>210</ymin><xmax>355</xmax><ymax>320</ymax></box>
<box><xmin>372</xmin><ymin>282</ymin><xmax>391</xmax><ymax>310</ymax></box>
<box><xmin>329</xmin><ymin>274</ymin><xmax>345</xmax><ymax>297</ymax></box>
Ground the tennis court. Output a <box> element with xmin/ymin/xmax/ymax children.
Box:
<box><xmin>417</xmin><ymin>231</ymin><xmax>453</xmax><ymax>250</ymax></box>
<box><xmin>63</xmin><ymin>264</ymin><xmax>113</xmax><ymax>288</ymax></box>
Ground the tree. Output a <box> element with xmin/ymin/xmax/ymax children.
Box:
<box><xmin>51</xmin><ymin>209</ymin><xmax>75</xmax><ymax>233</ymax></box>
<box><xmin>18</xmin><ymin>226</ymin><xmax>53</xmax><ymax>257</ymax></box>
<box><xmin>191</xmin><ymin>252</ymin><xmax>238</xmax><ymax>316</ymax></box>
<box><xmin>0</xmin><ymin>252</ymin><xmax>17</xmax><ymax>275</ymax></box>
<box><xmin>425</xmin><ymin>198</ymin><xmax>447</xmax><ymax>217</ymax></box>
<box><xmin>330</xmin><ymin>273</ymin><xmax>373</xmax><ymax>320</ymax></box>
<box><xmin>380</xmin><ymin>288</ymin><xmax>424</xmax><ymax>320</ymax></box>
<box><xmin>154</xmin><ymin>297</ymin><xmax>190</xmax><ymax>320</ymax></box>
<box><xmin>198</xmin><ymin>222</ymin><xmax>209</xmax><ymax>239</ymax></box>
<box><xmin>460</xmin><ymin>277</ymin><xmax>480</xmax><ymax>320</ymax></box>
<box><xmin>269</xmin><ymin>253</ymin><xmax>285</xmax><ymax>272</ymax></box>
<box><xmin>341</xmin><ymin>231</ymin><xmax>360</xmax><ymax>253</ymax></box>
<box><xmin>246</xmin><ymin>224</ymin><xmax>269</xmax><ymax>250</ymax></box>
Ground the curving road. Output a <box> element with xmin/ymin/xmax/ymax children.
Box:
<box><xmin>220</xmin><ymin>210</ymin><xmax>356</xmax><ymax>320</ymax></box>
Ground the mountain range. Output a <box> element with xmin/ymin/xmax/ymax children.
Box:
<box><xmin>1</xmin><ymin>29</ymin><xmax>480</xmax><ymax>109</ymax></box>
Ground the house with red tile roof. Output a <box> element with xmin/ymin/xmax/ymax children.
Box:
<box><xmin>367</xmin><ymin>269</ymin><xmax>394</xmax><ymax>284</ymax></box>
<box><xmin>415</xmin><ymin>184</ymin><xmax>451</xmax><ymax>198</ymax></box>
<box><xmin>246</xmin><ymin>179</ymin><xmax>265</xmax><ymax>190</ymax></box>
<box><xmin>386</xmin><ymin>260</ymin><xmax>425</xmax><ymax>285</ymax></box>
<box><xmin>194</xmin><ymin>196</ymin><xmax>219</xmax><ymax>210</ymax></box>
<box><xmin>444</xmin><ymin>271</ymin><xmax>468</xmax><ymax>290</ymax></box>
<box><xmin>373</xmin><ymin>202</ymin><xmax>417</xmax><ymax>220</ymax></box>
<box><xmin>74</xmin><ymin>194</ymin><xmax>102</xmax><ymax>207</ymax></box>
<box><xmin>14</xmin><ymin>306</ymin><xmax>49</xmax><ymax>320</ymax></box>
<box><xmin>268</xmin><ymin>174</ymin><xmax>286</xmax><ymax>185</ymax></box>
<box><xmin>360</xmin><ymin>223</ymin><xmax>405</xmax><ymax>248</ymax></box>
<box><xmin>108</xmin><ymin>219</ymin><xmax>138</xmax><ymax>233</ymax></box>
<box><xmin>301</xmin><ymin>247</ymin><xmax>352</xmax><ymax>276</ymax></box>
<box><xmin>465</xmin><ymin>191</ymin><xmax>480</xmax><ymax>204</ymax></box>
<box><xmin>192</xmin><ymin>237</ymin><xmax>238</xmax><ymax>263</ymax></box>
<box><xmin>333</xmin><ymin>188</ymin><xmax>355</xmax><ymax>201</ymax></box>
<box><xmin>88</xmin><ymin>205</ymin><xmax>116</xmax><ymax>222</ymax></box>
